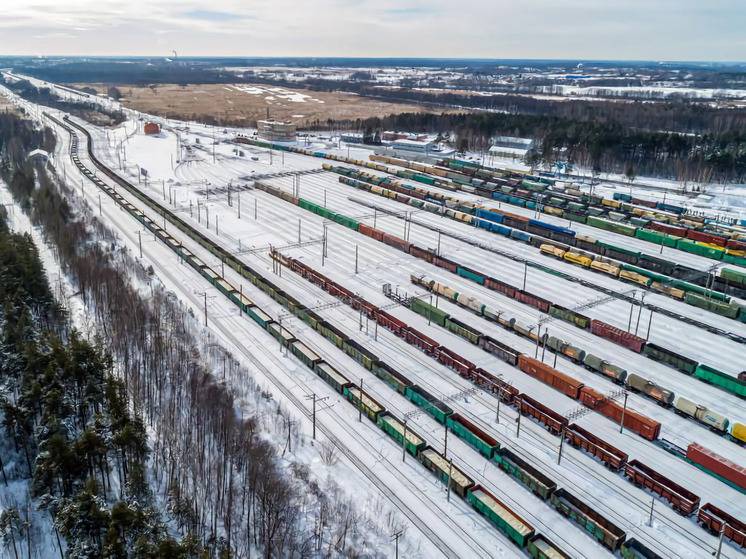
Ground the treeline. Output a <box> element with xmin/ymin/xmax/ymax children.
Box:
<box><xmin>319</xmin><ymin>111</ymin><xmax>746</xmax><ymax>183</ymax></box>
<box><xmin>1</xmin><ymin>112</ymin><xmax>398</xmax><ymax>557</ymax></box>
<box><xmin>2</xmin><ymin>77</ymin><xmax>126</xmax><ymax>126</ymax></box>
<box><xmin>1</xmin><ymin>136</ymin><xmax>206</xmax><ymax>557</ymax></box>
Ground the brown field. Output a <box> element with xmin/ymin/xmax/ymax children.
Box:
<box><xmin>77</xmin><ymin>83</ymin><xmax>436</xmax><ymax>126</ymax></box>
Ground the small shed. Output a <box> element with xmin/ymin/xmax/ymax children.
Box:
<box><xmin>28</xmin><ymin>149</ymin><xmax>49</xmax><ymax>163</ymax></box>
<box><xmin>143</xmin><ymin>122</ymin><xmax>161</xmax><ymax>135</ymax></box>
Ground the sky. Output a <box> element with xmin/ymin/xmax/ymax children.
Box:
<box><xmin>0</xmin><ymin>0</ymin><xmax>744</xmax><ymax>61</ymax></box>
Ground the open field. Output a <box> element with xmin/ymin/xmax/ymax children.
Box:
<box><xmin>77</xmin><ymin>83</ymin><xmax>438</xmax><ymax>126</ymax></box>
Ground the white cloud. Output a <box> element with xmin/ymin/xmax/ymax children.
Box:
<box><xmin>0</xmin><ymin>0</ymin><xmax>742</xmax><ymax>60</ymax></box>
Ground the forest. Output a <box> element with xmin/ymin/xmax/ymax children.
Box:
<box><xmin>0</xmin><ymin>113</ymin><xmax>396</xmax><ymax>557</ymax></box>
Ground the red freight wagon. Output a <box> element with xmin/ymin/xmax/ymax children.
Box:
<box><xmin>518</xmin><ymin>355</ymin><xmax>583</xmax><ymax>399</ymax></box>
<box><xmin>410</xmin><ymin>245</ymin><xmax>434</xmax><ymax>263</ymax></box>
<box><xmin>726</xmin><ymin>239</ymin><xmax>746</xmax><ymax>251</ymax></box>
<box><xmin>687</xmin><ymin>443</ymin><xmax>746</xmax><ymax>491</ymax></box>
<box><xmin>437</xmin><ymin>347</ymin><xmax>475</xmax><ymax>376</ymax></box>
<box><xmin>698</xmin><ymin>503</ymin><xmax>746</xmax><ymax>548</ymax></box>
<box><xmin>485</xmin><ymin>277</ymin><xmax>517</xmax><ymax>298</ymax></box>
<box><xmin>686</xmin><ymin>229</ymin><xmax>727</xmax><ymax>246</ymax></box>
<box><xmin>405</xmin><ymin>327</ymin><xmax>440</xmax><ymax>355</ymax></box>
<box><xmin>349</xmin><ymin>296</ymin><xmax>378</xmax><ymax>318</ymax></box>
<box><xmin>590</xmin><ymin>320</ymin><xmax>646</xmax><ymax>353</ymax></box>
<box><xmin>515</xmin><ymin>290</ymin><xmax>551</xmax><ymax>313</ymax></box>
<box><xmin>579</xmin><ymin>387</ymin><xmax>661</xmax><ymax>441</ymax></box>
<box><xmin>432</xmin><ymin>254</ymin><xmax>458</xmax><ymax>273</ymax></box>
<box><xmin>375</xmin><ymin>309</ymin><xmax>407</xmax><ymax>335</ymax></box>
<box><xmin>632</xmin><ymin>197</ymin><xmax>658</xmax><ymax>209</ymax></box>
<box><xmin>565</xmin><ymin>423</ymin><xmax>628</xmax><ymax>470</ymax></box>
<box><xmin>327</xmin><ymin>280</ymin><xmax>355</xmax><ymax>301</ymax></box>
<box><xmin>519</xmin><ymin>394</ymin><xmax>568</xmax><ymax>435</ymax></box>
<box><xmin>381</xmin><ymin>232</ymin><xmax>412</xmax><ymax>252</ymax></box>
<box><xmin>471</xmin><ymin>368</ymin><xmax>519</xmax><ymax>403</ymax></box>
<box><xmin>624</xmin><ymin>459</ymin><xmax>700</xmax><ymax>516</ymax></box>
<box><xmin>359</xmin><ymin>223</ymin><xmax>385</xmax><ymax>242</ymax></box>
<box><xmin>648</xmin><ymin>222</ymin><xmax>687</xmax><ymax>237</ymax></box>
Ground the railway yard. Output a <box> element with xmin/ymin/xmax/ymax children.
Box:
<box><xmin>2</xmin><ymin>78</ymin><xmax>745</xmax><ymax>559</ymax></box>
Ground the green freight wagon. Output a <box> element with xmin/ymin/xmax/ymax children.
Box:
<box><xmin>344</xmin><ymin>386</ymin><xmax>384</xmax><ymax>422</ymax></box>
<box><xmin>467</xmin><ymin>486</ymin><xmax>535</xmax><ymax>548</ymax></box>
<box><xmin>643</xmin><ymin>343</ymin><xmax>697</xmax><ymax>375</ymax></box>
<box><xmin>446</xmin><ymin>413</ymin><xmax>499</xmax><ymax>458</ymax></box>
<box><xmin>342</xmin><ymin>339</ymin><xmax>377</xmax><ymax>370</ymax></box>
<box><xmin>550</xmin><ymin>488</ymin><xmax>626</xmax><ymax>551</ymax></box>
<box><xmin>410</xmin><ymin>297</ymin><xmax>449</xmax><ymax>327</ymax></box>
<box><xmin>635</xmin><ymin>228</ymin><xmax>680</xmax><ymax>247</ymax></box>
<box><xmin>723</xmin><ymin>253</ymin><xmax>746</xmax><ymax>267</ymax></box>
<box><xmin>267</xmin><ymin>322</ymin><xmax>296</xmax><ymax>346</ymax></box>
<box><xmin>493</xmin><ymin>448</ymin><xmax>557</xmax><ymax>500</ymax></box>
<box><xmin>721</xmin><ymin>267</ymin><xmax>746</xmax><ymax>287</ymax></box>
<box><xmin>694</xmin><ymin>364</ymin><xmax>746</xmax><ymax>398</ymax></box>
<box><xmin>373</xmin><ymin>361</ymin><xmax>412</xmax><ymax>394</ymax></box>
<box><xmin>548</xmin><ymin>304</ymin><xmax>591</xmax><ymax>329</ymax></box>
<box><xmin>247</xmin><ymin>307</ymin><xmax>273</xmax><ymax>328</ymax></box>
<box><xmin>419</xmin><ymin>447</ymin><xmax>473</xmax><ymax>498</ymax></box>
<box><xmin>456</xmin><ymin>266</ymin><xmax>486</xmax><ymax>285</ymax></box>
<box><xmin>685</xmin><ymin>293</ymin><xmax>740</xmax><ymax>318</ymax></box>
<box><xmin>445</xmin><ymin>317</ymin><xmax>481</xmax><ymax>344</ymax></box>
<box><xmin>377</xmin><ymin>412</ymin><xmax>426</xmax><ymax>456</ymax></box>
<box><xmin>676</xmin><ymin>239</ymin><xmax>723</xmax><ymax>260</ymax></box>
<box><xmin>405</xmin><ymin>385</ymin><xmax>453</xmax><ymax>423</ymax></box>
<box><xmin>315</xmin><ymin>362</ymin><xmax>351</xmax><ymax>393</ymax></box>
<box><xmin>527</xmin><ymin>534</ymin><xmax>572</xmax><ymax>559</ymax></box>
<box><xmin>587</xmin><ymin>216</ymin><xmax>637</xmax><ymax>236</ymax></box>
<box><xmin>318</xmin><ymin>321</ymin><xmax>346</xmax><ymax>348</ymax></box>
<box><xmin>289</xmin><ymin>340</ymin><xmax>322</xmax><ymax>368</ymax></box>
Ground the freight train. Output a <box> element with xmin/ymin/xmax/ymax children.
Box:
<box><xmin>410</xmin><ymin>275</ymin><xmax>745</xmax><ymax>445</ymax></box>
<box><xmin>54</xmin><ymin>114</ymin><xmax>746</xmax><ymax>553</ymax></box>
<box><xmin>326</xmin><ymin>163</ymin><xmax>746</xmax><ymax>312</ymax></box>
<box><xmin>274</xmin><ymin>247</ymin><xmax>744</xmax><ymax>549</ymax></box>
<box><xmin>256</xmin><ymin>179</ymin><xmax>746</xmax><ymax>403</ymax></box>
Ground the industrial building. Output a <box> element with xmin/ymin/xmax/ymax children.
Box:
<box><xmin>257</xmin><ymin>119</ymin><xmax>297</xmax><ymax>142</ymax></box>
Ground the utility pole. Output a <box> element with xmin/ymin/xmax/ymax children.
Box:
<box><xmin>355</xmin><ymin>244</ymin><xmax>359</xmax><ymax>274</ymax></box>
<box><xmin>358</xmin><ymin>378</ymin><xmax>364</xmax><ymax>422</ymax></box>
<box><xmin>715</xmin><ymin>524</ymin><xmax>726</xmax><ymax>558</ymax></box>
<box><xmin>443</xmin><ymin>420</ymin><xmax>451</xmax><ymax>459</ymax></box>
<box><xmin>645</xmin><ymin>310</ymin><xmax>654</xmax><ymax>340</ymax></box>
<box><xmin>98</xmin><ymin>194</ymin><xmax>102</xmax><ymax>216</ymax></box>
<box><xmin>238</xmin><ymin>191</ymin><xmax>241</xmax><ymax>219</ymax></box>
<box><xmin>305</xmin><ymin>393</ymin><xmax>328</xmax><ymax>441</ymax></box>
<box><xmin>522</xmin><ymin>262</ymin><xmax>527</xmax><ymax>290</ymax></box>
<box><xmin>446</xmin><ymin>459</ymin><xmax>453</xmax><ymax>502</ymax></box>
<box><xmin>647</xmin><ymin>497</ymin><xmax>655</xmax><ymax>527</ymax></box>
<box><xmin>204</xmin><ymin>292</ymin><xmax>208</xmax><ymax>326</ymax></box>
<box><xmin>298</xmin><ymin>218</ymin><xmax>301</xmax><ymax>244</ymax></box>
<box><xmin>557</xmin><ymin>427</ymin><xmax>565</xmax><ymax>465</ymax></box>
<box><xmin>391</xmin><ymin>530</ymin><xmax>403</xmax><ymax>559</ymax></box>
<box><xmin>620</xmin><ymin>391</ymin><xmax>629</xmax><ymax>434</ymax></box>
<box><xmin>437</xmin><ymin>231</ymin><xmax>441</xmax><ymax>256</ymax></box>
<box><xmin>402</xmin><ymin>419</ymin><xmax>408</xmax><ymax>462</ymax></box>
<box><xmin>138</xmin><ymin>230</ymin><xmax>142</xmax><ymax>258</ymax></box>
<box><xmin>254</xmin><ymin>197</ymin><xmax>258</xmax><ymax>220</ymax></box>
<box><xmin>516</xmin><ymin>397</ymin><xmax>522</xmax><ymax>438</ymax></box>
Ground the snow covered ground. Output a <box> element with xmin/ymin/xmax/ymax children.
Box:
<box><xmin>5</xmin><ymin>79</ymin><xmax>745</xmax><ymax>558</ymax></box>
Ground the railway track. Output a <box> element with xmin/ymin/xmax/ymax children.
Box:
<box><xmin>49</xmin><ymin>110</ymin><xmax>740</xmax><ymax>556</ymax></box>
<box><xmin>44</xmin><ymin>111</ymin><xmax>506</xmax><ymax>559</ymax></box>
<box><xmin>346</xmin><ymin>196</ymin><xmax>746</xmax><ymax>345</ymax></box>
<box><xmin>181</xmin><ymin>180</ymin><xmax>732</xmax><ymax>559</ymax></box>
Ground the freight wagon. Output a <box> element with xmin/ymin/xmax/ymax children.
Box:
<box><xmin>698</xmin><ymin>503</ymin><xmax>745</xmax><ymax>547</ymax></box>
<box><xmin>419</xmin><ymin>447</ymin><xmax>474</xmax><ymax>498</ymax></box>
<box><xmin>686</xmin><ymin>443</ymin><xmax>746</xmax><ymax>492</ymax></box>
<box><xmin>527</xmin><ymin>534</ymin><xmax>572</xmax><ymax>559</ymax></box>
<box><xmin>550</xmin><ymin>488</ymin><xmax>627</xmax><ymax>551</ymax></box>
<box><xmin>494</xmin><ymin>447</ymin><xmax>558</xmax><ymax>500</ymax></box>
<box><xmin>623</xmin><ymin>459</ymin><xmax>700</xmax><ymax>515</ymax></box>
<box><xmin>565</xmin><ymin>423</ymin><xmax>628</xmax><ymax>470</ymax></box>
<box><xmin>377</xmin><ymin>412</ymin><xmax>426</xmax><ymax>457</ymax></box>
<box><xmin>620</xmin><ymin>538</ymin><xmax>663</xmax><ymax>559</ymax></box>
<box><xmin>467</xmin><ymin>485</ymin><xmax>535</xmax><ymax>548</ymax></box>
